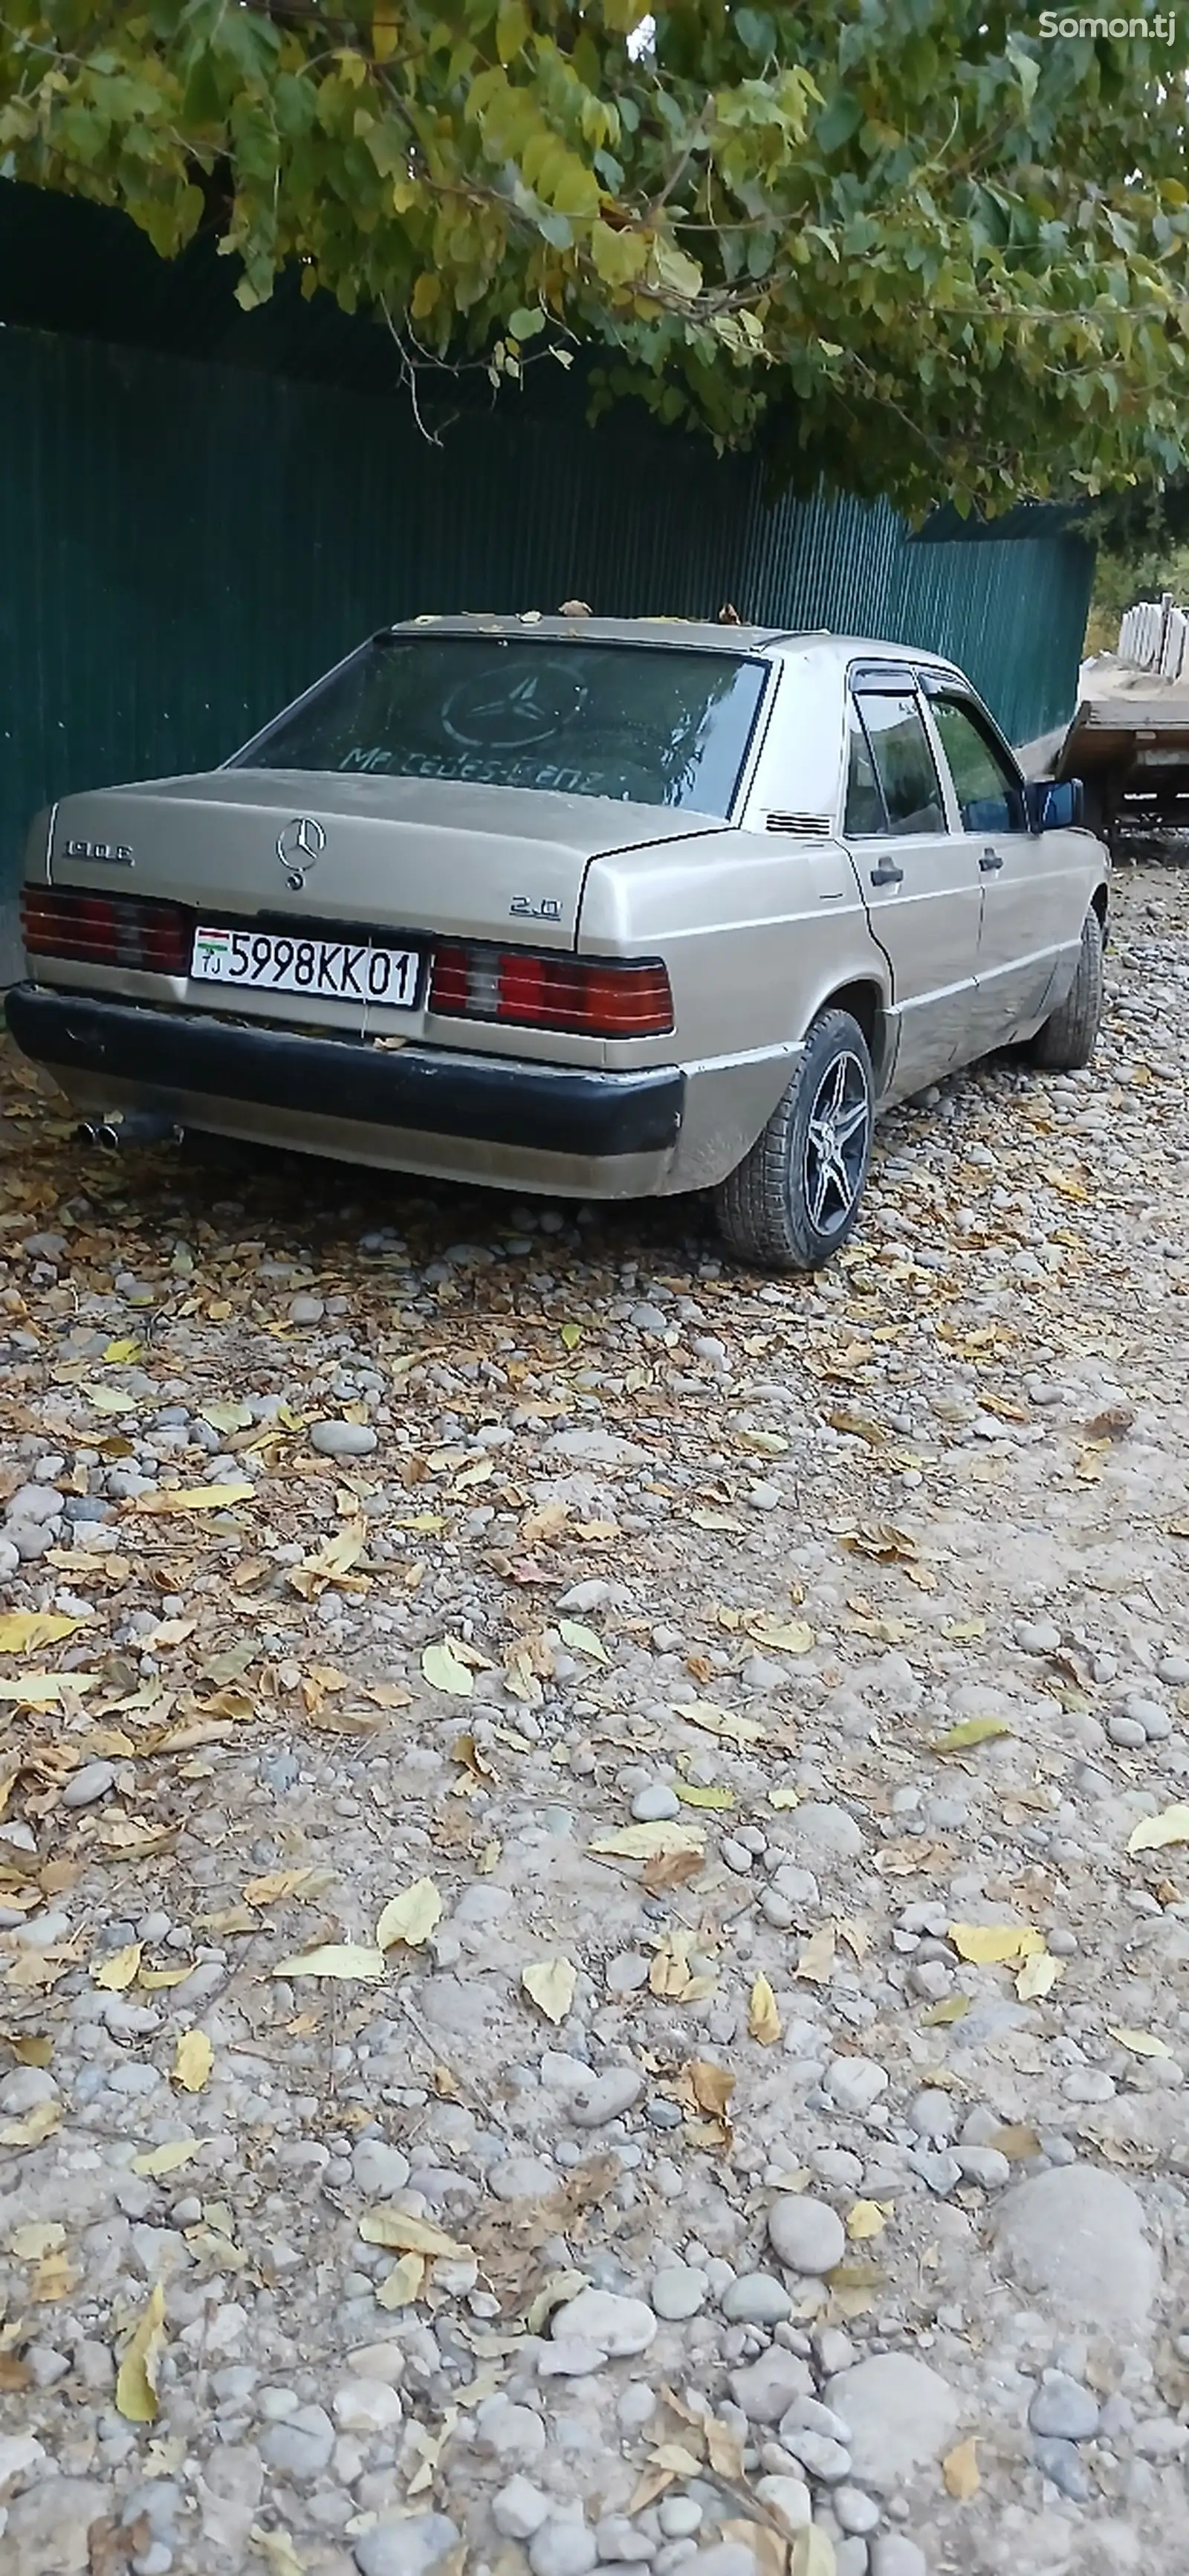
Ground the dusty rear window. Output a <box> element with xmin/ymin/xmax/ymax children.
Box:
<box><xmin>229</xmin><ymin>636</ymin><xmax>768</xmax><ymax>817</ymax></box>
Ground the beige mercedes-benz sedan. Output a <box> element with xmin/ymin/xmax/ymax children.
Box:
<box><xmin>7</xmin><ymin>616</ymin><xmax>1108</xmax><ymax>1271</ymax></box>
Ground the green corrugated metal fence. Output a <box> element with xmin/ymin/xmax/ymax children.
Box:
<box><xmin>0</xmin><ymin>265</ymin><xmax>1093</xmax><ymax>980</ymax></box>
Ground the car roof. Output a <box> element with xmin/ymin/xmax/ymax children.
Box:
<box><xmin>378</xmin><ymin>613</ymin><xmax>966</xmax><ymax>677</ymax></box>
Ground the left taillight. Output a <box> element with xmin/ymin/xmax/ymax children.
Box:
<box><xmin>21</xmin><ymin>888</ymin><xmax>192</xmax><ymax>977</ymax></box>
<box><xmin>429</xmin><ymin>945</ymin><xmax>673</xmax><ymax>1037</ymax></box>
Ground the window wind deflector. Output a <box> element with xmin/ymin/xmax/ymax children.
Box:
<box><xmin>848</xmin><ymin>660</ymin><xmax>917</xmax><ymax>694</ymax></box>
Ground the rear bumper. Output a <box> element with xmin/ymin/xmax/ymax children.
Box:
<box><xmin>5</xmin><ymin>984</ymin><xmax>685</xmax><ymax>1167</ymax></box>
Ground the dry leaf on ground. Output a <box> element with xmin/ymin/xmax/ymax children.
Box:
<box><xmin>375</xmin><ymin>1879</ymin><xmax>442</xmax><ymax>1949</ymax></box>
<box><xmin>949</xmin><ymin>1921</ymin><xmax>1044</xmax><ymax>1966</ymax></box>
<box><xmin>359</xmin><ymin>2209</ymin><xmax>470</xmax><ymax>2258</ymax></box>
<box><xmin>271</xmin><ymin>1944</ymin><xmax>385</xmax><ymax>1981</ymax></box>
<box><xmin>748</xmin><ymin>1972</ymin><xmax>781</xmax><ymax>2044</ymax></box>
<box><xmin>1127</xmin><ymin>1804</ymin><xmax>1189</xmax><ymax>1855</ymax></box>
<box><xmin>114</xmin><ymin>2282</ymin><xmax>167</xmax><ymax>2423</ymax></box>
<box><xmin>590</xmin><ymin>1821</ymin><xmax>704</xmax><ymax>1862</ymax></box>
<box><xmin>172</xmin><ymin>2031</ymin><xmax>213</xmax><ymax>2093</ymax></box>
<box><xmin>1108</xmin><ymin>2025</ymin><xmax>1172</xmax><ymax>2057</ymax></box>
<box><xmin>421</xmin><ymin>1640</ymin><xmax>474</xmax><ymax>1697</ymax></box>
<box><xmin>522</xmin><ymin>1957</ymin><xmax>577</xmax><ymax>2024</ymax></box>
<box><xmin>942</xmin><ymin>2436</ymin><xmax>981</xmax><ymax>2500</ymax></box>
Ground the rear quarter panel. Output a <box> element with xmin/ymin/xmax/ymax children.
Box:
<box><xmin>577</xmin><ymin>827</ymin><xmax>893</xmax><ymax>1191</ymax></box>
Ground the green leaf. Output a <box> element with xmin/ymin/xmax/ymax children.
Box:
<box><xmin>929</xmin><ymin>1718</ymin><xmax>1013</xmax><ymax>1753</ymax></box>
<box><xmin>509</xmin><ymin>305</ymin><xmax>545</xmax><ymax>340</ymax></box>
<box><xmin>496</xmin><ymin>1</ymin><xmax>530</xmax><ymax>64</ymax></box>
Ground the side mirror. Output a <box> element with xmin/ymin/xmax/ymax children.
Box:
<box><xmin>1024</xmin><ymin>778</ymin><xmax>1084</xmax><ymax>833</ymax></box>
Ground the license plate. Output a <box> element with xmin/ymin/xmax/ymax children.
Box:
<box><xmin>191</xmin><ymin>925</ymin><xmax>420</xmax><ymax>1007</ymax></box>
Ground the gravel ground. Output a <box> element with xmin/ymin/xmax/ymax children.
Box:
<box><xmin>2</xmin><ymin>863</ymin><xmax>1189</xmax><ymax>2576</ymax></box>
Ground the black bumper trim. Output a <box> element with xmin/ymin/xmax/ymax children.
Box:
<box><xmin>4</xmin><ymin>986</ymin><xmax>685</xmax><ymax>1159</ymax></box>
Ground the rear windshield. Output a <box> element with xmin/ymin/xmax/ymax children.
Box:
<box><xmin>229</xmin><ymin>636</ymin><xmax>768</xmax><ymax>817</ymax></box>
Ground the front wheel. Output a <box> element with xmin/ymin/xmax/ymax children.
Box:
<box><xmin>1029</xmin><ymin>908</ymin><xmax>1105</xmax><ymax>1073</ymax></box>
<box><xmin>713</xmin><ymin>1009</ymin><xmax>875</xmax><ymax>1272</ymax></box>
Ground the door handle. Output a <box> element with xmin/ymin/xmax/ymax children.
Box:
<box><xmin>869</xmin><ymin>862</ymin><xmax>904</xmax><ymax>887</ymax></box>
<box><xmin>979</xmin><ymin>847</ymin><xmax>1004</xmax><ymax>873</ymax></box>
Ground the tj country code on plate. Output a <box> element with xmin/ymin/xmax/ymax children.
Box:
<box><xmin>191</xmin><ymin>926</ymin><xmax>420</xmax><ymax>1005</ymax></box>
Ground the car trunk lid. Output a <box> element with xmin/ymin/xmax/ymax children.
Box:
<box><xmin>48</xmin><ymin>770</ymin><xmax>720</xmax><ymax>951</ymax></box>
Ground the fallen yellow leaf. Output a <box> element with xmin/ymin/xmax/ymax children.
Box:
<box><xmin>796</xmin><ymin>1923</ymin><xmax>837</xmax><ymax>1984</ymax></box>
<box><xmin>92</xmin><ymin>1943</ymin><xmax>143</xmax><ymax>1992</ymax></box>
<box><xmin>557</xmin><ymin>1618</ymin><xmax>609</xmax><ymax>1663</ymax></box>
<box><xmin>846</xmin><ymin>2199</ymin><xmax>888</xmax><ymax>2240</ymax></box>
<box><xmin>790</xmin><ymin>2531</ymin><xmax>838</xmax><ymax>2576</ymax></box>
<box><xmin>10</xmin><ymin>2220</ymin><xmax>65</xmax><ymax>2260</ymax></box>
<box><xmin>358</xmin><ymin>2208</ymin><xmax>470</xmax><ymax>2258</ymax></box>
<box><xmin>1016</xmin><ymin>1950</ymin><xmax>1063</xmax><ymax>2002</ymax></box>
<box><xmin>949</xmin><ymin>1921</ymin><xmax>1044</xmax><ymax>1966</ymax></box>
<box><xmin>250</xmin><ymin>2528</ymin><xmax>308</xmax><ymax>2576</ymax></box>
<box><xmin>522</xmin><ymin>1957</ymin><xmax>577</xmax><ymax>2024</ymax></box>
<box><xmin>376</xmin><ymin>2250</ymin><xmax>426</xmax><ymax>2309</ymax></box>
<box><xmin>745</xmin><ymin>1617</ymin><xmax>814</xmax><ymax>1654</ymax></box>
<box><xmin>132</xmin><ymin>2139</ymin><xmax>201</xmax><ymax>2179</ymax></box>
<box><xmin>140</xmin><ymin>1482</ymin><xmax>256</xmax><ymax>1513</ymax></box>
<box><xmin>768</xmin><ymin>1786</ymin><xmax>800</xmax><ymax>1810</ymax></box>
<box><xmin>271</xmin><ymin>1944</ymin><xmax>385</xmax><ymax>1981</ymax></box>
<box><xmin>1127</xmin><ymin>1804</ymin><xmax>1189</xmax><ymax>1856</ymax></box>
<box><xmin>375</xmin><ymin>1879</ymin><xmax>442</xmax><ymax>1950</ymax></box>
<box><xmin>114</xmin><ymin>2282</ymin><xmax>167</xmax><ymax>2422</ymax></box>
<box><xmin>242</xmin><ymin>1868</ymin><xmax>317</xmax><ymax>1905</ymax></box>
<box><xmin>421</xmin><ymin>1640</ymin><xmax>474</xmax><ymax>1697</ymax></box>
<box><xmin>1108</xmin><ymin>2025</ymin><xmax>1172</xmax><ymax>2059</ymax></box>
<box><xmin>0</xmin><ymin>2100</ymin><xmax>62</xmax><ymax>2147</ymax></box>
<box><xmin>930</xmin><ymin>1717</ymin><xmax>1012</xmax><ymax>1753</ymax></box>
<box><xmin>748</xmin><ymin>1972</ymin><xmax>781</xmax><ymax>2045</ymax></box>
<box><xmin>942</xmin><ymin>2436</ymin><xmax>981</xmax><ymax>2501</ymax></box>
<box><xmin>172</xmin><ymin>2030</ymin><xmax>213</xmax><ymax>2093</ymax></box>
<box><xmin>0</xmin><ymin>1610</ymin><xmax>88</xmax><ymax>1655</ymax></box>
<box><xmin>590</xmin><ymin>1822</ymin><xmax>704</xmax><ymax>1862</ymax></box>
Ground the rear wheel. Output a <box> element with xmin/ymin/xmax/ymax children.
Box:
<box><xmin>713</xmin><ymin>1008</ymin><xmax>875</xmax><ymax>1272</ymax></box>
<box><xmin>1029</xmin><ymin>908</ymin><xmax>1104</xmax><ymax>1072</ymax></box>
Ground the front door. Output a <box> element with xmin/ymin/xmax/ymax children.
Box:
<box><xmin>843</xmin><ymin>683</ymin><xmax>983</xmax><ymax>1093</ymax></box>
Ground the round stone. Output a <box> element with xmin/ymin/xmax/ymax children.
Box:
<box><xmin>354</xmin><ymin>2513</ymin><xmax>461</xmax><ymax>2576</ymax></box>
<box><xmin>767</xmin><ymin>2195</ymin><xmax>846</xmax><ymax>2276</ymax></box>
<box><xmin>721</xmin><ymin>2273</ymin><xmax>793</xmax><ymax>2326</ymax></box>
<box><xmin>568</xmin><ymin>2067</ymin><xmax>644</xmax><ymax>2128</ymax></box>
<box><xmin>551</xmin><ymin>2289</ymin><xmax>657</xmax><ymax>2357</ymax></box>
<box><xmin>1028</xmin><ymin>2373</ymin><xmax>1101</xmax><ymax>2442</ymax></box>
<box><xmin>632</xmin><ymin>1784</ymin><xmax>680</xmax><ymax>1823</ymax></box>
<box><xmin>651</xmin><ymin>2262</ymin><xmax>709</xmax><ymax>2321</ymax></box>
<box><xmin>333</xmin><ymin>2379</ymin><xmax>403</xmax><ymax>2434</ymax></box>
<box><xmin>824</xmin><ymin>2058</ymin><xmax>889</xmax><ymax>2116</ymax></box>
<box><xmin>991</xmin><ymin>2165</ymin><xmax>1158</xmax><ymax>2324</ymax></box>
<box><xmin>528</xmin><ymin>2519</ymin><xmax>598</xmax><ymax>2576</ymax></box>
<box><xmin>311</xmin><ymin>1420</ymin><xmax>378</xmax><ymax>1457</ymax></box>
<box><xmin>752</xmin><ymin>2477</ymin><xmax>811</xmax><ymax>2533</ymax></box>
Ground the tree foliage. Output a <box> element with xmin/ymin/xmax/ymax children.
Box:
<box><xmin>3</xmin><ymin>2</ymin><xmax>1189</xmax><ymax>516</ymax></box>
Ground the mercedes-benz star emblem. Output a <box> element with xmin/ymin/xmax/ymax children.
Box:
<box><xmin>276</xmin><ymin>815</ymin><xmax>325</xmax><ymax>890</ymax></box>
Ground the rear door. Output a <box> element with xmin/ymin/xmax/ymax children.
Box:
<box><xmin>843</xmin><ymin>674</ymin><xmax>982</xmax><ymax>1091</ymax></box>
<box><xmin>921</xmin><ymin>685</ymin><xmax>1067</xmax><ymax>1042</ymax></box>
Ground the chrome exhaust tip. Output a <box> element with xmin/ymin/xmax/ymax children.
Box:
<box><xmin>92</xmin><ymin>1111</ymin><xmax>180</xmax><ymax>1153</ymax></box>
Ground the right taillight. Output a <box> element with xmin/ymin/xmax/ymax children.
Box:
<box><xmin>429</xmin><ymin>943</ymin><xmax>673</xmax><ymax>1036</ymax></box>
<box><xmin>21</xmin><ymin>888</ymin><xmax>192</xmax><ymax>976</ymax></box>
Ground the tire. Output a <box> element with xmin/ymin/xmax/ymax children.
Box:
<box><xmin>1029</xmin><ymin>908</ymin><xmax>1104</xmax><ymax>1072</ymax></box>
<box><xmin>713</xmin><ymin>1008</ymin><xmax>875</xmax><ymax>1273</ymax></box>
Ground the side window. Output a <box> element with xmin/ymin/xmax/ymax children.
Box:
<box><xmin>853</xmin><ymin>691</ymin><xmax>945</xmax><ymax>837</ymax></box>
<box><xmin>930</xmin><ymin>697</ymin><xmax>1025</xmax><ymax>833</ymax></box>
<box><xmin>843</xmin><ymin>711</ymin><xmax>886</xmax><ymax>835</ymax></box>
